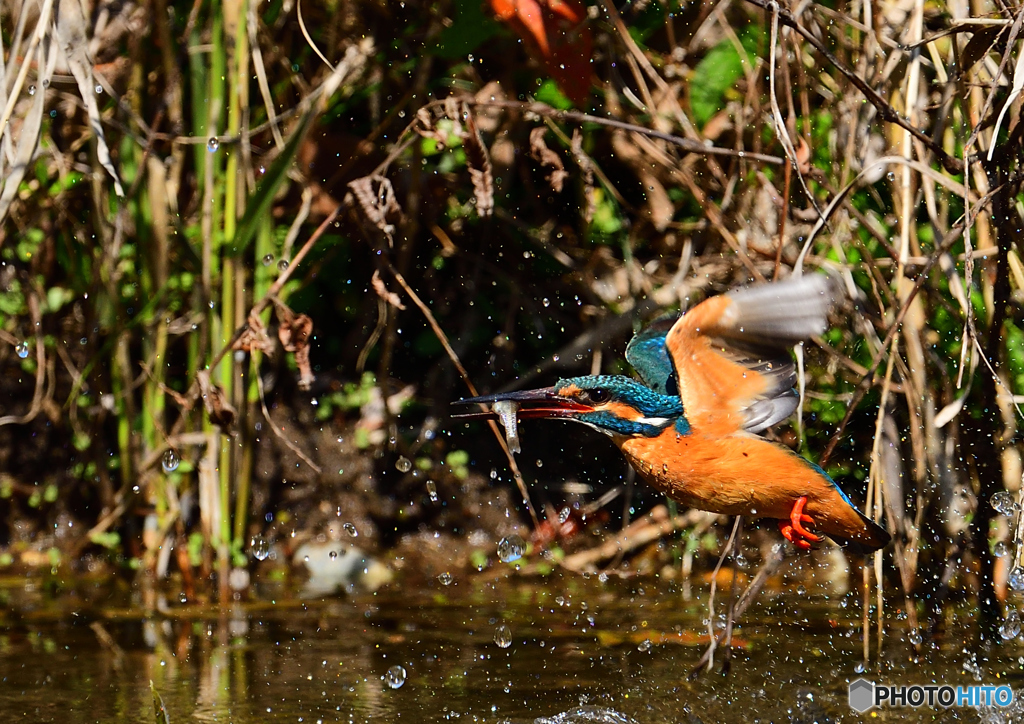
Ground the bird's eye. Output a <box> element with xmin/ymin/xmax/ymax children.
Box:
<box><xmin>587</xmin><ymin>389</ymin><xmax>611</xmax><ymax>404</ymax></box>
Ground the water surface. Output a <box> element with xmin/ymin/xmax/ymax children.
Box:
<box><xmin>0</xmin><ymin>570</ymin><xmax>1017</xmax><ymax>722</ymax></box>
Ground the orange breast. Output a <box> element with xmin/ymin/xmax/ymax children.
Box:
<box><xmin>619</xmin><ymin>428</ymin><xmax>870</xmax><ymax>541</ymax></box>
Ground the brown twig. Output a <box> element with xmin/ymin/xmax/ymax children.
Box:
<box><xmin>741</xmin><ymin>0</ymin><xmax>963</xmax><ymax>174</ymax></box>
<box><xmin>384</xmin><ymin>260</ymin><xmax>540</xmax><ymax>529</ymax></box>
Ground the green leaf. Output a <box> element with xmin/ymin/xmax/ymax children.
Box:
<box><xmin>228</xmin><ymin>105</ymin><xmax>316</xmax><ymax>257</ymax></box>
<box><xmin>535</xmin><ymin>79</ymin><xmax>574</xmax><ymax>111</ymax></box>
<box><xmin>690</xmin><ymin>27</ymin><xmax>761</xmax><ymax>127</ymax></box>
<box><xmin>151</xmin><ymin>681</ymin><xmax>171</xmax><ymax>724</ymax></box>
<box><xmin>433</xmin><ymin>0</ymin><xmax>500</xmax><ymax>58</ymax></box>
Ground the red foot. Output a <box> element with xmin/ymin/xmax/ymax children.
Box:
<box><xmin>778</xmin><ymin>496</ymin><xmax>821</xmax><ymax>551</ymax></box>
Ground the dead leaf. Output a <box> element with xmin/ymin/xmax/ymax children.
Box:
<box><xmin>795</xmin><ymin>137</ymin><xmax>812</xmax><ymax>175</ymax></box>
<box><xmin>348</xmin><ymin>175</ymin><xmax>401</xmax><ymax>236</ymax></box>
<box><xmin>570</xmin><ymin>129</ymin><xmax>596</xmax><ymax>223</ymax></box>
<box><xmin>462</xmin><ymin>108</ymin><xmax>494</xmax><ymax>217</ymax></box>
<box><xmin>961</xmin><ymin>25</ymin><xmax>1006</xmax><ymax>75</ymax></box>
<box><xmin>609</xmin><ymin>131</ymin><xmax>672</xmax><ymax>231</ymax></box>
<box><xmin>529</xmin><ymin>127</ymin><xmax>567</xmax><ymax>192</ymax></box>
<box><xmin>277</xmin><ymin>307</ymin><xmax>315</xmax><ymax>390</ymax></box>
<box><xmin>371</xmin><ymin>270</ymin><xmax>406</xmax><ymax>309</ymax></box>
<box><xmin>233</xmin><ymin>312</ymin><xmax>274</xmax><ymax>354</ymax></box>
<box><xmin>197</xmin><ymin>370</ymin><xmax>237</xmax><ymax>429</ymax></box>
<box><xmin>415</xmin><ymin>106</ymin><xmax>450</xmax><ymax>148</ymax></box>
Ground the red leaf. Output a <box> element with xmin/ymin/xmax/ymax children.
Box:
<box><xmin>488</xmin><ymin>0</ymin><xmax>592</xmax><ymax>106</ymax></box>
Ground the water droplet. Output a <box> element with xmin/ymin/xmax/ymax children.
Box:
<box><xmin>662</xmin><ymin>464</ymin><xmax>669</xmax><ymax>474</ymax></box>
<box><xmin>15</xmin><ymin>342</ymin><xmax>29</xmax><ymax>359</ymax></box>
<box><xmin>796</xmin><ymin>585</ymin><xmax>807</xmax><ymax>596</ymax></box>
<box><xmin>179</xmin><ymin>592</ymin><xmax>187</xmax><ymax>603</ymax></box>
<box><xmin>438</xmin><ymin>572</ymin><xmax>453</xmax><ymax>586</ymax></box>
<box><xmin>207</xmin><ymin>137</ymin><xmax>220</xmax><ymax>152</ymax></box>
<box><xmin>262</xmin><ymin>254</ymin><xmax>274</xmax><ymax>266</ymax></box>
<box><xmin>535</xmin><ymin>459</ymin><xmax>543</xmax><ymax>468</ymax></box>
<box><xmin>1000</xmin><ymin>609</ymin><xmax>1021</xmax><ymax>640</ymax></box>
<box><xmin>963</xmin><ymin>654</ymin><xmax>983</xmax><ymax>681</ymax></box>
<box><xmin>497</xmin><ymin>535</ymin><xmax>525</xmax><ymax>563</ymax></box>
<box><xmin>995</xmin><ymin>541</ymin><xmax>1012</xmax><ymax>558</ymax></box>
<box><xmin>426</xmin><ymin>480</ymin><xmax>438</xmax><ymax>502</ymax></box>
<box><xmin>490</xmin><ymin>468</ymin><xmax>498</xmax><ymax>480</ymax></box>
<box><xmin>542</xmin><ymin>298</ymin><xmax>550</xmax><ymax>307</ymax></box>
<box><xmin>250</xmin><ymin>534</ymin><xmax>269</xmax><ymax>561</ymax></box>
<box><xmin>991</xmin><ymin>491</ymin><xmax>1015</xmax><ymax>514</ymax></box>
<box><xmin>161</xmin><ymin>449</ymin><xmax>180</xmax><ymax>473</ymax></box>
<box><xmin>395</xmin><ymin>456</ymin><xmax>412</xmax><ymax>473</ymax></box>
<box><xmin>638</xmin><ymin>639</ymin><xmax>652</xmax><ymax>652</ymax></box>
<box><xmin>908</xmin><ymin>629</ymin><xmax>922</xmax><ymax>645</ymax></box>
<box><xmin>95</xmin><ymin>84</ymin><xmax>103</xmax><ymax>94</ymax></box>
<box><xmin>343</xmin><ymin>523</ymin><xmax>358</xmax><ymax>537</ymax></box>
<box><xmin>1010</xmin><ymin>566</ymin><xmax>1024</xmax><ymax>591</ymax></box>
<box><xmin>494</xmin><ymin>624</ymin><xmax>512</xmax><ymax>648</ymax></box>
<box><xmin>384</xmin><ymin>664</ymin><xmax>407</xmax><ymax>689</ymax></box>
<box><xmin>28</xmin><ymin>85</ymin><xmax>35</xmax><ymax>96</ymax></box>
<box><xmin>886</xmin><ymin>171</ymin><xmax>896</xmax><ymax>182</ymax></box>
<box><xmin>854</xmin><ymin>662</ymin><xmax>866</xmax><ymax>674</ymax></box>
<box><xmin>558</xmin><ymin>507</ymin><xmax>570</xmax><ymax>524</ymax></box>
<box><xmin>277</xmin><ymin>259</ymin><xmax>289</xmax><ymax>272</ymax></box>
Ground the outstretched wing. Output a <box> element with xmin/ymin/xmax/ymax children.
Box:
<box><xmin>664</xmin><ymin>275</ymin><xmax>838</xmax><ymax>434</ymax></box>
<box><xmin>625</xmin><ymin>313</ymin><xmax>679</xmax><ymax>396</ymax></box>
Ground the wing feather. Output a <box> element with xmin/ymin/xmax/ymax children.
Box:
<box><xmin>665</xmin><ymin>275</ymin><xmax>838</xmax><ymax>432</ymax></box>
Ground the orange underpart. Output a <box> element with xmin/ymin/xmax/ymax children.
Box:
<box><xmin>778</xmin><ymin>496</ymin><xmax>820</xmax><ymax>550</ymax></box>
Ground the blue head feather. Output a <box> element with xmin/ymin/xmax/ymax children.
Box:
<box><xmin>625</xmin><ymin>314</ymin><xmax>679</xmax><ymax>396</ymax></box>
<box><xmin>554</xmin><ymin>375</ymin><xmax>687</xmax><ymax>437</ymax></box>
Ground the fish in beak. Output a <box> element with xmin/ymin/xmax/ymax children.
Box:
<box><xmin>451</xmin><ymin>388</ymin><xmax>594</xmax><ymax>453</ymax></box>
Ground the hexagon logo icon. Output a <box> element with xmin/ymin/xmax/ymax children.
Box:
<box><xmin>849</xmin><ymin>678</ymin><xmax>875</xmax><ymax>713</ymax></box>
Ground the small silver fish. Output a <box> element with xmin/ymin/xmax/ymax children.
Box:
<box><xmin>493</xmin><ymin>399</ymin><xmax>521</xmax><ymax>454</ymax></box>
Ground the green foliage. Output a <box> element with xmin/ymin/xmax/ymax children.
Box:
<box><xmin>187</xmin><ymin>533</ymin><xmax>205</xmax><ymax>568</ymax></box>
<box><xmin>690</xmin><ymin>26</ymin><xmax>762</xmax><ymax>127</ymax></box>
<box><xmin>1005</xmin><ymin>321</ymin><xmax>1024</xmax><ymax>394</ymax></box>
<box><xmin>316</xmin><ymin>372</ymin><xmax>378</xmax><ymax>421</ymax></box>
<box><xmin>535</xmin><ymin>79</ymin><xmax>574</xmax><ymax>111</ymax></box>
<box><xmin>433</xmin><ymin>0</ymin><xmax>500</xmax><ymax>58</ymax></box>
<box><xmin>90</xmin><ymin>531</ymin><xmax>121</xmax><ymax>550</ymax></box>
<box><xmin>445</xmin><ymin>449</ymin><xmax>470</xmax><ymax>480</ymax></box>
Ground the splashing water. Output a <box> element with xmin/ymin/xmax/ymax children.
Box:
<box><xmin>1000</xmin><ymin>609</ymin><xmax>1022</xmax><ymax>640</ymax></box>
<box><xmin>384</xmin><ymin>665</ymin><xmax>407</xmax><ymax>689</ymax></box>
<box><xmin>991</xmin><ymin>491</ymin><xmax>1016</xmax><ymax>515</ymax></box>
<box><xmin>494</xmin><ymin>624</ymin><xmax>512</xmax><ymax>649</ymax></box>
<box><xmin>250</xmin><ymin>534</ymin><xmax>269</xmax><ymax>561</ymax></box>
<box><xmin>161</xmin><ymin>449</ymin><xmax>180</xmax><ymax>473</ymax></box>
<box><xmin>497</xmin><ymin>535</ymin><xmax>525</xmax><ymax>563</ymax></box>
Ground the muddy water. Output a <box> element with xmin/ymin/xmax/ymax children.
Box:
<box><xmin>0</xmin><ymin>570</ymin><xmax>1018</xmax><ymax>723</ymax></box>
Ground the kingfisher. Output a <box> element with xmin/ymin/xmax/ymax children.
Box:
<box><xmin>454</xmin><ymin>275</ymin><xmax>890</xmax><ymax>553</ymax></box>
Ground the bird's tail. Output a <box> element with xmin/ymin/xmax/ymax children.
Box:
<box><xmin>831</xmin><ymin>509</ymin><xmax>891</xmax><ymax>554</ymax></box>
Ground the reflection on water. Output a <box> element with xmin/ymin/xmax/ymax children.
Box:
<box><xmin>0</xmin><ymin>570</ymin><xmax>1016</xmax><ymax>722</ymax></box>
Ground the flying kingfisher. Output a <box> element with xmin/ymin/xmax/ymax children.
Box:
<box><xmin>455</xmin><ymin>275</ymin><xmax>890</xmax><ymax>553</ymax></box>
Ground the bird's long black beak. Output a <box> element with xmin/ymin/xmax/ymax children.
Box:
<box><xmin>451</xmin><ymin>387</ymin><xmax>591</xmax><ymax>420</ymax></box>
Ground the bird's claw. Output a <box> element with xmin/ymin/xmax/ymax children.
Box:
<box><xmin>778</xmin><ymin>496</ymin><xmax>820</xmax><ymax>550</ymax></box>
